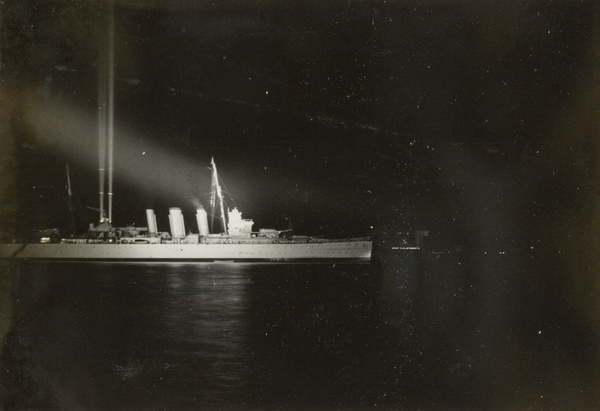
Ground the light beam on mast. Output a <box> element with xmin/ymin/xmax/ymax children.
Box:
<box><xmin>210</xmin><ymin>157</ymin><xmax>228</xmax><ymax>235</ymax></box>
<box><xmin>97</xmin><ymin>29</ymin><xmax>106</xmax><ymax>223</ymax></box>
<box><xmin>107</xmin><ymin>0</ymin><xmax>115</xmax><ymax>224</ymax></box>
<box><xmin>97</xmin><ymin>0</ymin><xmax>115</xmax><ymax>225</ymax></box>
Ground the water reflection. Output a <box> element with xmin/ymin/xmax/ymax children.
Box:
<box><xmin>1</xmin><ymin>262</ymin><xmax>256</xmax><ymax>409</ymax></box>
<box><xmin>2</xmin><ymin>252</ymin><xmax>597</xmax><ymax>409</ymax></box>
<box><xmin>1</xmin><ymin>261</ymin><xmax>384</xmax><ymax>409</ymax></box>
<box><xmin>157</xmin><ymin>264</ymin><xmax>251</xmax><ymax>408</ymax></box>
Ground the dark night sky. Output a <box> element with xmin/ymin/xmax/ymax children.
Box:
<box><xmin>1</xmin><ymin>0</ymin><xmax>599</xmax><ymax>245</ymax></box>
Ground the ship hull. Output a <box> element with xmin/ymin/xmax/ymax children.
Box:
<box><xmin>0</xmin><ymin>241</ymin><xmax>372</xmax><ymax>262</ymax></box>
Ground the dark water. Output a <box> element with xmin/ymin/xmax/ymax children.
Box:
<box><xmin>1</xmin><ymin>250</ymin><xmax>598</xmax><ymax>410</ymax></box>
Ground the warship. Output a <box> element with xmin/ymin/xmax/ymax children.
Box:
<box><xmin>0</xmin><ymin>158</ymin><xmax>372</xmax><ymax>262</ymax></box>
<box><xmin>0</xmin><ymin>4</ymin><xmax>371</xmax><ymax>262</ymax></box>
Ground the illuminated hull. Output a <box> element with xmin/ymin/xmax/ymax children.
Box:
<box><xmin>0</xmin><ymin>240</ymin><xmax>372</xmax><ymax>262</ymax></box>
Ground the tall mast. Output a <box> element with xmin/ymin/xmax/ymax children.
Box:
<box><xmin>66</xmin><ymin>163</ymin><xmax>76</xmax><ymax>235</ymax></box>
<box><xmin>210</xmin><ymin>157</ymin><xmax>228</xmax><ymax>235</ymax></box>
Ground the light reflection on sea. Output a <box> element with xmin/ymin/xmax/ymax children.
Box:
<box><xmin>1</xmin><ymin>261</ymin><xmax>386</xmax><ymax>409</ymax></box>
<box><xmin>1</xmin><ymin>250</ymin><xmax>598</xmax><ymax>409</ymax></box>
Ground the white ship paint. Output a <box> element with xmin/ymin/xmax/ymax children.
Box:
<box><xmin>1</xmin><ymin>240</ymin><xmax>372</xmax><ymax>261</ymax></box>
